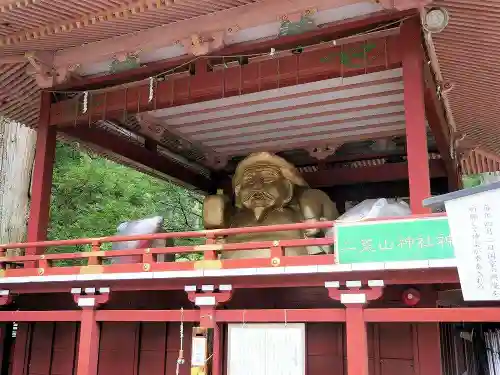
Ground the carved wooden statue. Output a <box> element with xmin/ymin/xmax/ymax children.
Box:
<box><xmin>203</xmin><ymin>152</ymin><xmax>339</xmax><ymax>259</ymax></box>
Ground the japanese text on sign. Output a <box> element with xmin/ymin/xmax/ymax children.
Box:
<box><xmin>445</xmin><ymin>188</ymin><xmax>500</xmax><ymax>301</ymax></box>
<box><xmin>340</xmin><ymin>234</ymin><xmax>452</xmax><ymax>253</ymax></box>
<box><xmin>335</xmin><ymin>217</ymin><xmax>455</xmax><ymax>264</ymax></box>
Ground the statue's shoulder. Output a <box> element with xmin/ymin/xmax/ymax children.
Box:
<box><xmin>295</xmin><ymin>187</ymin><xmax>331</xmax><ymax>200</ymax></box>
<box><xmin>295</xmin><ymin>187</ymin><xmax>339</xmax><ymax>221</ymax></box>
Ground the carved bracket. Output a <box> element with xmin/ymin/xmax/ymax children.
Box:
<box><xmin>307</xmin><ymin>143</ymin><xmax>341</xmax><ymax>160</ymax></box>
<box><xmin>25</xmin><ymin>51</ymin><xmax>79</xmax><ymax>88</ymax></box>
<box><xmin>185</xmin><ymin>284</ymin><xmax>233</xmax><ymax>328</ymax></box>
<box><xmin>377</xmin><ymin>0</ymin><xmax>431</xmax><ymax>11</ymax></box>
<box><xmin>437</xmin><ymin>80</ymin><xmax>454</xmax><ymax>99</ymax></box>
<box><xmin>0</xmin><ymin>290</ymin><xmax>13</xmax><ymax>307</ymax></box>
<box><xmin>204</xmin><ymin>153</ymin><xmax>228</xmax><ymax>170</ymax></box>
<box><xmin>181</xmin><ymin>31</ymin><xmax>226</xmax><ymax>56</ymax></box>
<box><xmin>279</xmin><ymin>8</ymin><xmax>316</xmax><ymax>23</ymax></box>
<box><xmin>71</xmin><ymin>287</ymin><xmax>111</xmax><ymax>309</ymax></box>
<box><xmin>325</xmin><ymin>280</ymin><xmax>385</xmax><ymax>306</ymax></box>
<box><xmin>136</xmin><ymin>113</ymin><xmax>214</xmax><ymax>163</ymax></box>
<box><xmin>452</xmin><ymin>131</ymin><xmax>478</xmax><ymax>163</ymax></box>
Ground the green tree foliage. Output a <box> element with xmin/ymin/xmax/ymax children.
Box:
<box><xmin>48</xmin><ymin>142</ymin><xmax>203</xmax><ymax>261</ymax></box>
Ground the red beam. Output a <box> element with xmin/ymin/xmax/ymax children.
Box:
<box><xmin>95</xmin><ymin>309</ymin><xmax>201</xmax><ymax>322</ymax></box>
<box><xmin>55</xmin><ymin>10</ymin><xmax>414</xmax><ymax>92</ymax></box>
<box><xmin>305</xmin><ymin>159</ymin><xmax>446</xmax><ymax>187</ymax></box>
<box><xmin>11</xmin><ymin>307</ymin><xmax>500</xmax><ymax>324</ymax></box>
<box><xmin>95</xmin><ymin>309</ymin><xmax>346</xmax><ymax>322</ymax></box>
<box><xmin>3</xmin><ymin>268</ymin><xmax>460</xmax><ymax>296</ymax></box>
<box><xmin>364</xmin><ymin>307</ymin><xmax>500</xmax><ymax>322</ymax></box>
<box><xmin>0</xmin><ymin>239</ymin><xmax>333</xmax><ymax>267</ymax></box>
<box><xmin>0</xmin><ymin>220</ymin><xmax>335</xmax><ymax>250</ymax></box>
<box><xmin>50</xmin><ymin>35</ymin><xmax>402</xmax><ymax>127</ymax></box>
<box><xmin>0</xmin><ymin>311</ymin><xmax>81</xmax><ymax>321</ymax></box>
<box><xmin>3</xmin><ymin>267</ymin><xmax>459</xmax><ymax>295</ymax></box>
<box><xmin>216</xmin><ymin>308</ymin><xmax>346</xmax><ymax>322</ymax></box>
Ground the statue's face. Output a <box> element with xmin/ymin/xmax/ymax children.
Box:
<box><xmin>237</xmin><ymin>165</ymin><xmax>293</xmax><ymax>210</ymax></box>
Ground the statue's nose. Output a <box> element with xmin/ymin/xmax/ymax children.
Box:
<box><xmin>249</xmin><ymin>177</ymin><xmax>264</xmax><ymax>189</ymax></box>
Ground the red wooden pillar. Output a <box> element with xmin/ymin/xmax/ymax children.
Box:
<box><xmin>326</xmin><ymin>280</ymin><xmax>385</xmax><ymax>375</ymax></box>
<box><xmin>401</xmin><ymin>18</ymin><xmax>431</xmax><ymax>214</ymax></box>
<box><xmin>212</xmin><ymin>323</ymin><xmax>223</xmax><ymax>375</ymax></box>
<box><xmin>26</xmin><ymin>90</ymin><xmax>57</xmax><ymax>255</ymax></box>
<box><xmin>186</xmin><ymin>284</ymin><xmax>233</xmax><ymax>375</ymax></box>
<box><xmin>345</xmin><ymin>306</ymin><xmax>369</xmax><ymax>375</ymax></box>
<box><xmin>10</xmin><ymin>324</ymin><xmax>31</xmax><ymax>375</ymax></box>
<box><xmin>417</xmin><ymin>324</ymin><xmax>442</xmax><ymax>375</ymax></box>
<box><xmin>77</xmin><ymin>309</ymin><xmax>100</xmax><ymax>375</ymax></box>
<box><xmin>72</xmin><ymin>288</ymin><xmax>110</xmax><ymax>375</ymax></box>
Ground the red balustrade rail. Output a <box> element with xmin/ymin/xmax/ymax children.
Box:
<box><xmin>0</xmin><ymin>221</ymin><xmax>336</xmax><ymax>279</ymax></box>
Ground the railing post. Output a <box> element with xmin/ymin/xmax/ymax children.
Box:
<box><xmin>204</xmin><ymin>235</ymin><xmax>218</xmax><ymax>260</ymax></box>
<box><xmin>87</xmin><ymin>241</ymin><xmax>102</xmax><ymax>266</ymax></box>
<box><xmin>26</xmin><ymin>91</ymin><xmax>57</xmax><ymax>262</ymax></box>
<box><xmin>270</xmin><ymin>240</ymin><xmax>284</xmax><ymax>259</ymax></box>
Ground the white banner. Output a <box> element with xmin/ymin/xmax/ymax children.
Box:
<box><xmin>227</xmin><ymin>323</ymin><xmax>305</xmax><ymax>375</ymax></box>
<box><xmin>445</xmin><ymin>188</ymin><xmax>500</xmax><ymax>301</ymax></box>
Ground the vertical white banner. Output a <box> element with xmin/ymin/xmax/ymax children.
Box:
<box><xmin>445</xmin><ymin>189</ymin><xmax>500</xmax><ymax>301</ymax></box>
<box><xmin>227</xmin><ymin>323</ymin><xmax>305</xmax><ymax>375</ymax></box>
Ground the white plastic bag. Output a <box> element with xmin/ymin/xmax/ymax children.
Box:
<box><xmin>337</xmin><ymin>198</ymin><xmax>411</xmax><ymax>222</ymax></box>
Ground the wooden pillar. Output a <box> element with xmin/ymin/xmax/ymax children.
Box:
<box><xmin>186</xmin><ymin>285</ymin><xmax>233</xmax><ymax>375</ymax></box>
<box><xmin>345</xmin><ymin>306</ymin><xmax>369</xmax><ymax>375</ymax></box>
<box><xmin>416</xmin><ymin>324</ymin><xmax>442</xmax><ymax>375</ymax></box>
<box><xmin>326</xmin><ymin>281</ymin><xmax>385</xmax><ymax>375</ymax></box>
<box><xmin>76</xmin><ymin>309</ymin><xmax>100</xmax><ymax>375</ymax></box>
<box><xmin>401</xmin><ymin>18</ymin><xmax>431</xmax><ymax>214</ymax></box>
<box><xmin>26</xmin><ymin>91</ymin><xmax>57</xmax><ymax>254</ymax></box>
<box><xmin>10</xmin><ymin>324</ymin><xmax>32</xmax><ymax>375</ymax></box>
<box><xmin>72</xmin><ymin>288</ymin><xmax>110</xmax><ymax>375</ymax></box>
<box><xmin>212</xmin><ymin>323</ymin><xmax>222</xmax><ymax>375</ymax></box>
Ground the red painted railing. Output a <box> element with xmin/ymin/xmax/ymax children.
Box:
<box><xmin>0</xmin><ymin>221</ymin><xmax>336</xmax><ymax>279</ymax></box>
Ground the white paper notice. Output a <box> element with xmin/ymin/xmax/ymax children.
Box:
<box><xmin>191</xmin><ymin>336</ymin><xmax>207</xmax><ymax>366</ymax></box>
<box><xmin>227</xmin><ymin>323</ymin><xmax>305</xmax><ymax>375</ymax></box>
<box><xmin>445</xmin><ymin>188</ymin><xmax>500</xmax><ymax>301</ymax></box>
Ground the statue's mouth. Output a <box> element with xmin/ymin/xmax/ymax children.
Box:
<box><xmin>244</xmin><ymin>191</ymin><xmax>274</xmax><ymax>206</ymax></box>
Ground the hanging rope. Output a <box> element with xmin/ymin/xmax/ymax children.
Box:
<box><xmin>176</xmin><ymin>308</ymin><xmax>185</xmax><ymax>375</ymax></box>
<box><xmin>241</xmin><ymin>309</ymin><xmax>246</xmax><ymax>328</ymax></box>
<box><xmin>148</xmin><ymin>76</ymin><xmax>155</xmax><ymax>103</ymax></box>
